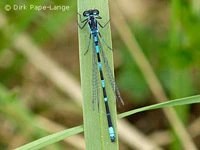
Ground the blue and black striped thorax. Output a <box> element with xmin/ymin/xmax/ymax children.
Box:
<box><xmin>88</xmin><ymin>16</ymin><xmax>98</xmax><ymax>35</ymax></box>
<box><xmin>83</xmin><ymin>9</ymin><xmax>99</xmax><ymax>35</ymax></box>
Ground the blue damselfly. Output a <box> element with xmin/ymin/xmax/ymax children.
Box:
<box><xmin>78</xmin><ymin>9</ymin><xmax>124</xmax><ymax>142</ymax></box>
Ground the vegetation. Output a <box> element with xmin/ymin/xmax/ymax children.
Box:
<box><xmin>0</xmin><ymin>0</ymin><xmax>200</xmax><ymax>149</ymax></box>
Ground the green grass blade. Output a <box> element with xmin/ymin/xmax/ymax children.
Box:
<box><xmin>78</xmin><ymin>0</ymin><xmax>118</xmax><ymax>149</ymax></box>
<box><xmin>118</xmin><ymin>95</ymin><xmax>200</xmax><ymax>119</ymax></box>
<box><xmin>15</xmin><ymin>125</ymin><xmax>83</xmax><ymax>150</ymax></box>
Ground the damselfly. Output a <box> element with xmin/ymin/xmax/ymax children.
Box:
<box><xmin>78</xmin><ymin>9</ymin><xmax>124</xmax><ymax>142</ymax></box>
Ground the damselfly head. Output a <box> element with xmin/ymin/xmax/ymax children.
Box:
<box><xmin>83</xmin><ymin>9</ymin><xmax>99</xmax><ymax>17</ymax></box>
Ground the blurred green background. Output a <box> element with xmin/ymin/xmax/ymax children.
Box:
<box><xmin>0</xmin><ymin>0</ymin><xmax>200</xmax><ymax>149</ymax></box>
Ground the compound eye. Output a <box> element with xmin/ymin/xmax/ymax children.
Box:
<box><xmin>93</xmin><ymin>9</ymin><xmax>99</xmax><ymax>15</ymax></box>
<box><xmin>83</xmin><ymin>11</ymin><xmax>89</xmax><ymax>17</ymax></box>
